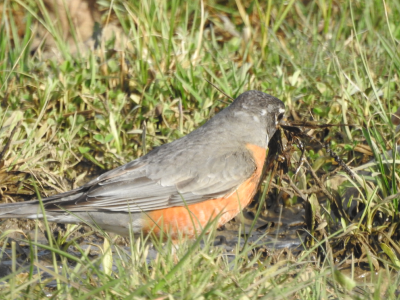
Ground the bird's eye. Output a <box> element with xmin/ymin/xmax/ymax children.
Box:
<box><xmin>277</xmin><ymin>113</ymin><xmax>284</xmax><ymax>122</ymax></box>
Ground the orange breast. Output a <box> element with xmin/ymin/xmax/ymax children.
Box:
<box><xmin>142</xmin><ymin>144</ymin><xmax>266</xmax><ymax>239</ymax></box>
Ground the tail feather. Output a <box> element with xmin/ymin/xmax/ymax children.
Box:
<box><xmin>0</xmin><ymin>200</ymin><xmax>44</xmax><ymax>218</ymax></box>
<box><xmin>0</xmin><ymin>187</ymin><xmax>86</xmax><ymax>219</ymax></box>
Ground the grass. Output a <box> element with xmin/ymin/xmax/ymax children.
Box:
<box><xmin>0</xmin><ymin>0</ymin><xmax>400</xmax><ymax>298</ymax></box>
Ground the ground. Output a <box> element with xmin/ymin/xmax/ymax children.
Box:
<box><xmin>0</xmin><ymin>0</ymin><xmax>400</xmax><ymax>299</ymax></box>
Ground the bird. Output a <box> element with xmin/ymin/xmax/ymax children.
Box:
<box><xmin>0</xmin><ymin>90</ymin><xmax>285</xmax><ymax>239</ymax></box>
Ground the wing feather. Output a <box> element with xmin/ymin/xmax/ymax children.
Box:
<box><xmin>43</xmin><ymin>142</ymin><xmax>258</xmax><ymax>213</ymax></box>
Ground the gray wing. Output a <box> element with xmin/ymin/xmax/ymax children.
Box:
<box><xmin>42</xmin><ymin>143</ymin><xmax>257</xmax><ymax>213</ymax></box>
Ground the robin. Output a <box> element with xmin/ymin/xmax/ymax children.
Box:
<box><xmin>0</xmin><ymin>91</ymin><xmax>285</xmax><ymax>239</ymax></box>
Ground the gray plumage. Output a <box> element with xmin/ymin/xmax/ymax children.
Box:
<box><xmin>0</xmin><ymin>91</ymin><xmax>285</xmax><ymax>233</ymax></box>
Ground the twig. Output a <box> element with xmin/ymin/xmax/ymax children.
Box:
<box><xmin>283</xmin><ymin>175</ymin><xmax>307</xmax><ymax>200</ymax></box>
<box><xmin>204</xmin><ymin>78</ymin><xmax>233</xmax><ymax>103</ymax></box>
<box><xmin>304</xmin><ymin>159</ymin><xmax>351</xmax><ymax>222</ymax></box>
